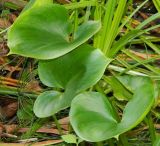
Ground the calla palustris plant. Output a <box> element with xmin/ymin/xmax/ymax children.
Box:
<box><xmin>7</xmin><ymin>0</ymin><xmax>155</xmax><ymax>143</ymax></box>
<box><xmin>34</xmin><ymin>44</ymin><xmax>109</xmax><ymax>117</ymax></box>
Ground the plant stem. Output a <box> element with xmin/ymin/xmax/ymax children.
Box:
<box><xmin>80</xmin><ymin>142</ymin><xmax>85</xmax><ymax>146</ymax></box>
<box><xmin>111</xmin><ymin>101</ymin><xmax>129</xmax><ymax>146</ymax></box>
<box><xmin>119</xmin><ymin>134</ymin><xmax>129</xmax><ymax>146</ymax></box>
<box><xmin>108</xmin><ymin>64</ymin><xmax>148</xmax><ymax>76</ymax></box>
<box><xmin>0</xmin><ymin>27</ymin><xmax>10</xmax><ymax>34</ymax></box>
<box><xmin>145</xmin><ymin>113</ymin><xmax>156</xmax><ymax>145</ymax></box>
<box><xmin>108</xmin><ymin>139</ymin><xmax>114</xmax><ymax>146</ymax></box>
<box><xmin>53</xmin><ymin>115</ymin><xmax>63</xmax><ymax>135</ymax></box>
<box><xmin>0</xmin><ymin>86</ymin><xmax>38</xmax><ymax>99</ymax></box>
<box><xmin>96</xmin><ymin>142</ymin><xmax>103</xmax><ymax>146</ymax></box>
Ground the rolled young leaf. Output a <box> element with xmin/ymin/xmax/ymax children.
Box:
<box><xmin>70</xmin><ymin>75</ymin><xmax>155</xmax><ymax>142</ymax></box>
<box><xmin>8</xmin><ymin>3</ymin><xmax>101</xmax><ymax>59</ymax></box>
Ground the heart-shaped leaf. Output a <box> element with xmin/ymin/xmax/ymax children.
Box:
<box><xmin>8</xmin><ymin>3</ymin><xmax>101</xmax><ymax>59</ymax></box>
<box><xmin>38</xmin><ymin>44</ymin><xmax>110</xmax><ymax>91</ymax></box>
<box><xmin>70</xmin><ymin>75</ymin><xmax>155</xmax><ymax>142</ymax></box>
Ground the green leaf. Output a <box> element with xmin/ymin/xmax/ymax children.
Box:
<box><xmin>34</xmin><ymin>91</ymin><xmax>65</xmax><ymax>117</ymax></box>
<box><xmin>34</xmin><ymin>45</ymin><xmax>110</xmax><ymax>117</ymax></box>
<box><xmin>8</xmin><ymin>4</ymin><xmax>100</xmax><ymax>59</ymax></box>
<box><xmin>62</xmin><ymin>134</ymin><xmax>77</xmax><ymax>144</ymax></box>
<box><xmin>70</xmin><ymin>92</ymin><xmax>118</xmax><ymax>142</ymax></box>
<box><xmin>70</xmin><ymin>75</ymin><xmax>155</xmax><ymax>142</ymax></box>
<box><xmin>22</xmin><ymin>0</ymin><xmax>52</xmax><ymax>13</ymax></box>
<box><xmin>136</xmin><ymin>12</ymin><xmax>160</xmax><ymax>29</ymax></box>
<box><xmin>154</xmin><ymin>135</ymin><xmax>160</xmax><ymax>146</ymax></box>
<box><xmin>38</xmin><ymin>44</ymin><xmax>109</xmax><ymax>91</ymax></box>
<box><xmin>153</xmin><ymin>0</ymin><xmax>160</xmax><ymax>12</ymax></box>
<box><xmin>34</xmin><ymin>89</ymin><xmax>78</xmax><ymax>117</ymax></box>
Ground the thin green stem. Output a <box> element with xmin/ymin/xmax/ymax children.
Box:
<box><xmin>117</xmin><ymin>55</ymin><xmax>160</xmax><ymax>76</ymax></box>
<box><xmin>79</xmin><ymin>142</ymin><xmax>85</xmax><ymax>146</ymax></box>
<box><xmin>118</xmin><ymin>0</ymin><xmax>148</xmax><ymax>33</ymax></box>
<box><xmin>84</xmin><ymin>6</ymin><xmax>91</xmax><ymax>22</ymax></box>
<box><xmin>96</xmin><ymin>142</ymin><xmax>103</xmax><ymax>146</ymax></box>
<box><xmin>110</xmin><ymin>101</ymin><xmax>129</xmax><ymax>146</ymax></box>
<box><xmin>108</xmin><ymin>139</ymin><xmax>114</xmax><ymax>146</ymax></box>
<box><xmin>131</xmin><ymin>36</ymin><xmax>160</xmax><ymax>44</ymax></box>
<box><xmin>53</xmin><ymin>115</ymin><xmax>63</xmax><ymax>135</ymax></box>
<box><xmin>145</xmin><ymin>113</ymin><xmax>156</xmax><ymax>145</ymax></box>
<box><xmin>119</xmin><ymin>134</ymin><xmax>129</xmax><ymax>146</ymax></box>
<box><xmin>122</xmin><ymin>49</ymin><xmax>160</xmax><ymax>75</ymax></box>
<box><xmin>0</xmin><ymin>27</ymin><xmax>10</xmax><ymax>34</ymax></box>
<box><xmin>108</xmin><ymin>64</ymin><xmax>148</xmax><ymax>76</ymax></box>
<box><xmin>0</xmin><ymin>86</ymin><xmax>38</xmax><ymax>98</ymax></box>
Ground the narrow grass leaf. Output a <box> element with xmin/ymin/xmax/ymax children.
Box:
<box><xmin>104</xmin><ymin>0</ymin><xmax>127</xmax><ymax>55</ymax></box>
<box><xmin>137</xmin><ymin>13</ymin><xmax>160</xmax><ymax>29</ymax></box>
<box><xmin>109</xmin><ymin>29</ymin><xmax>144</xmax><ymax>57</ymax></box>
<box><xmin>152</xmin><ymin>0</ymin><xmax>160</xmax><ymax>12</ymax></box>
<box><xmin>99</xmin><ymin>0</ymin><xmax>116</xmax><ymax>49</ymax></box>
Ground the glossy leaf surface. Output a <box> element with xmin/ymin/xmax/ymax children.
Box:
<box><xmin>70</xmin><ymin>76</ymin><xmax>155</xmax><ymax>142</ymax></box>
<box><xmin>38</xmin><ymin>44</ymin><xmax>109</xmax><ymax>91</ymax></box>
<box><xmin>8</xmin><ymin>3</ymin><xmax>100</xmax><ymax>59</ymax></box>
<box><xmin>34</xmin><ymin>91</ymin><xmax>64</xmax><ymax>117</ymax></box>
